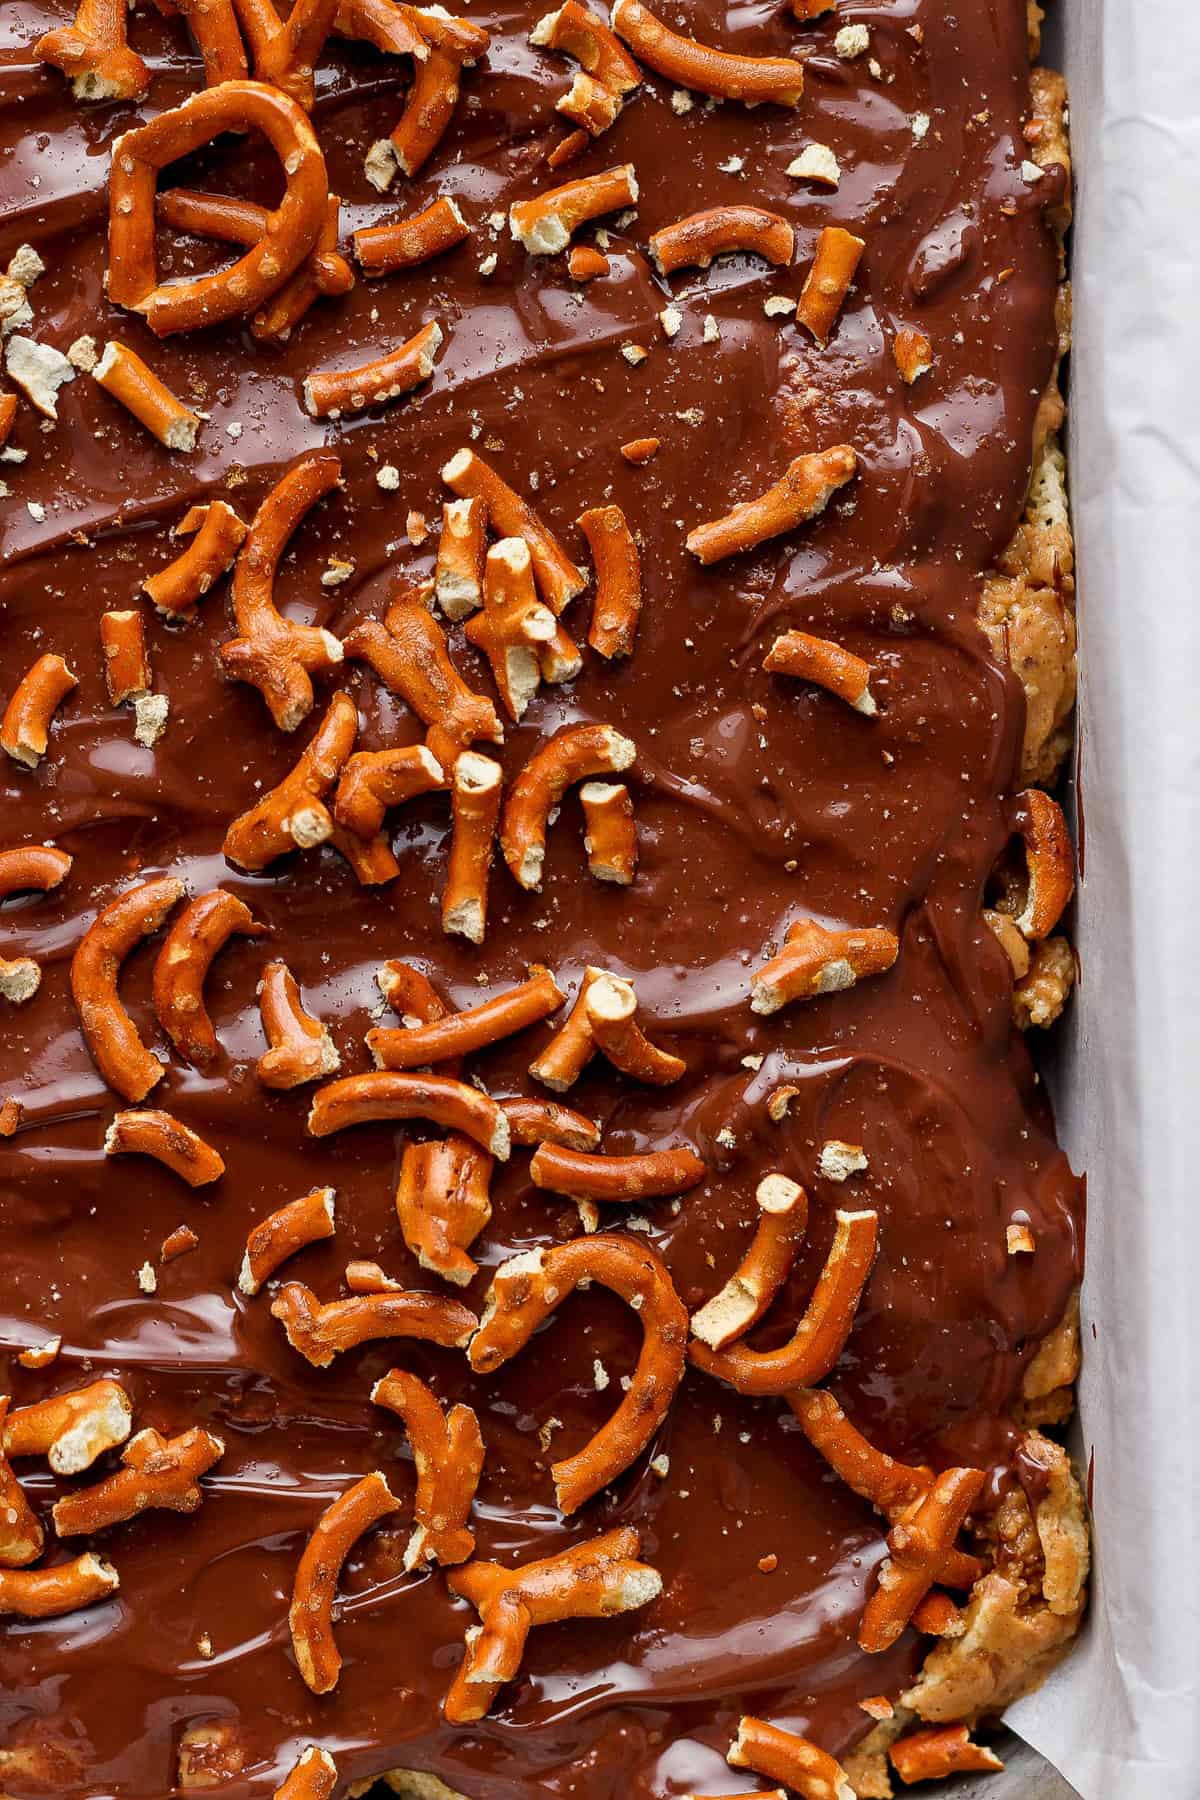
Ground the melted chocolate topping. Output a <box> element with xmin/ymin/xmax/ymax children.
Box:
<box><xmin>0</xmin><ymin>0</ymin><xmax>1080</xmax><ymax>1791</ymax></box>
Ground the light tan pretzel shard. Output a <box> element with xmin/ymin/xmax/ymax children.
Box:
<box><xmin>92</xmin><ymin>341</ymin><xmax>201</xmax><ymax>451</ymax></box>
<box><xmin>501</xmin><ymin>1095</ymin><xmax>600</xmax><ymax>1150</ymax></box>
<box><xmin>273</xmin><ymin>1745</ymin><xmax>338</xmax><ymax>1800</ymax></box>
<box><xmin>99</xmin><ymin>610</ymin><xmax>150</xmax><ymax>706</ymax></box>
<box><xmin>1</xmin><ymin>653</ymin><xmax>77</xmax><ymax>770</ymax></box>
<box><xmin>0</xmin><ymin>1553</ymin><xmax>119</xmax><ymax>1620</ymax></box>
<box><xmin>368</xmin><ymin>967</ymin><xmax>564</xmax><ymax>1070</ymax></box>
<box><xmin>355</xmin><ymin>195</ymin><xmax>469</xmax><ymax>275</ymax></box>
<box><xmin>858</xmin><ymin>1465</ymin><xmax>988</xmax><ymax>1653</ymax></box>
<box><xmin>70</xmin><ymin>876</ymin><xmax>184</xmax><ymax>1101</ymax></box>
<box><xmin>108</xmin><ymin>81</ymin><xmax>329</xmax><ymax>337</ymax></box>
<box><xmin>35</xmin><ymin>0</ymin><xmax>150</xmax><ymax>99</ymax></box>
<box><xmin>650</xmin><ymin>207</ymin><xmax>794</xmax><ymax>276</ymax></box>
<box><xmin>219</xmin><ymin>452</ymin><xmax>344</xmax><ymax>731</ymax></box>
<box><xmin>105</xmin><ymin>1109</ymin><xmax>226</xmax><ymax>1186</ymax></box>
<box><xmin>445</xmin><ymin>1526</ymin><xmax>660</xmax><ymax>1721</ymax></box>
<box><xmin>1012</xmin><ymin>788</ymin><xmax>1074</xmax><ymax>939</ymax></box>
<box><xmin>333</xmin><ymin>742</ymin><xmax>445</xmax><ymax>839</ymax></box>
<box><xmin>342</xmin><ymin>582</ymin><xmax>502</xmax><ymax>771</ymax></box>
<box><xmin>365</xmin><ymin>7</ymin><xmax>490</xmax><ymax>189</ymax></box>
<box><xmin>578</xmin><ymin>505</ymin><xmax>641</xmax><ymax>660</ymax></box>
<box><xmin>728</xmin><ymin>1718</ymin><xmax>854</xmax><ymax>1800</ymax></box>
<box><xmin>442</xmin><ymin>448</ymin><xmax>586</xmax><ymax>614</ymax></box>
<box><xmin>893</xmin><ymin>325</ymin><xmax>933</xmax><ymax>385</ymax></box>
<box><xmin>143</xmin><ymin>500</ymin><xmax>248</xmax><ymax>618</ymax></box>
<box><xmin>240</xmin><ymin>1186</ymin><xmax>336</xmax><ymax>1294</ymax></box>
<box><xmin>372</xmin><ymin>1368</ymin><xmax>483</xmax><ymax>1567</ymax></box>
<box><xmin>0</xmin><ymin>844</ymin><xmax>71</xmax><ymax>1006</ymax></box>
<box><xmin>470</xmin><ymin>1233</ymin><xmax>687</xmax><ymax>1512</ymax></box>
<box><xmin>579</xmin><ymin>781</ymin><xmax>637</xmax><ymax>884</ymax></box>
<box><xmin>257</xmin><ymin>960</ymin><xmax>340</xmax><ymax>1088</ymax></box>
<box><xmin>290</xmin><ymin>1470</ymin><xmax>400</xmax><ymax>1693</ymax></box>
<box><xmin>687</xmin><ymin>444</ymin><xmax>857</xmax><ymax>565</ymax></box>
<box><xmin>224</xmin><ymin>691</ymin><xmax>357</xmax><ymax>870</ymax></box>
<box><xmin>764</xmin><ymin>628</ymin><xmax>876</xmax><ymax>715</ymax></box>
<box><xmin>610</xmin><ymin>0</ymin><xmax>803</xmax><ymax>105</ymax></box>
<box><xmin>0</xmin><ymin>1400</ymin><xmax>44</xmax><ymax>1568</ymax></box>
<box><xmin>691</xmin><ymin>1174</ymin><xmax>807</xmax><ymax>1351</ymax></box>
<box><xmin>52</xmin><ymin>1425</ymin><xmax>225</xmax><ymax>1536</ymax></box>
<box><xmin>230</xmin><ymin>0</ymin><xmax>339</xmax><ymax>109</ymax></box>
<box><xmin>396</xmin><ymin>1134</ymin><xmax>493</xmax><ymax>1286</ymax></box>
<box><xmin>434</xmin><ymin>754</ymin><xmax>500</xmax><ymax>945</ymax></box>
<box><xmin>531</xmin><ymin>1143</ymin><xmax>705</xmax><ymax>1215</ymax></box>
<box><xmin>690</xmin><ymin>1208</ymin><xmax>878</xmax><ymax>1395</ymax></box>
<box><xmin>272</xmin><ymin>1279</ymin><xmax>476</xmax><ymax>1367</ymax></box>
<box><xmin>3</xmin><ymin>1379</ymin><xmax>132</xmax><ymax>1474</ymax></box>
<box><xmin>152</xmin><ymin>889</ymin><xmax>265</xmax><ymax>1068</ymax></box>
<box><xmin>464</xmin><ymin>538</ymin><xmax>566</xmax><ymax>722</ymax></box>
<box><xmin>510</xmin><ymin>163</ymin><xmax>637</xmax><ymax>256</ymax></box>
<box><xmin>751</xmin><ymin>916</ymin><xmax>899</xmax><ymax>1015</ymax></box>
<box><xmin>889</xmin><ymin>1725</ymin><xmax>1004</xmax><ymax>1785</ymax></box>
<box><xmin>796</xmin><ymin>225</ymin><xmax>865</xmax><ymax>346</ymax></box>
<box><xmin>435</xmin><ymin>496</ymin><xmax>488</xmax><ymax>620</ymax></box>
<box><xmin>303</xmin><ymin>317</ymin><xmax>444</xmax><ymax>418</ymax></box>
<box><xmin>308</xmin><ymin>1071</ymin><xmax>511</xmax><ymax>1158</ymax></box>
<box><xmin>502</xmin><ymin>723</ymin><xmax>637</xmax><ymax>890</ymax></box>
<box><xmin>583</xmin><ymin>970</ymin><xmax>685</xmax><ymax>1083</ymax></box>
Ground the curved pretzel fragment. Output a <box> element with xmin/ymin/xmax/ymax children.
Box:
<box><xmin>893</xmin><ymin>325</ymin><xmax>933</xmax><ymax>385</ymax></box>
<box><xmin>224</xmin><ymin>691</ymin><xmax>357</xmax><ymax>870</ymax></box>
<box><xmin>70</xmin><ymin>876</ymin><xmax>184</xmax><ymax>1101</ymax></box>
<box><xmin>728</xmin><ymin>1718</ymin><xmax>854</xmax><ymax>1800</ymax></box>
<box><xmin>556</xmin><ymin>70</ymin><xmax>620</xmax><ymax>133</ymax></box>
<box><xmin>368</xmin><ymin>966</ymin><xmax>564</xmax><ymax>1070</ymax></box>
<box><xmin>531</xmin><ymin>1142</ymin><xmax>704</xmax><ymax>1208</ymax></box>
<box><xmin>355</xmin><ymin>196</ymin><xmax>469</xmax><ymax>274</ymax></box>
<box><xmin>528</xmin><ymin>964</ymin><xmax>602</xmax><ymax>1091</ymax></box>
<box><xmin>396</xmin><ymin>1133</ymin><xmax>493</xmax><ymax>1286</ymax></box>
<box><xmin>334</xmin><ymin>0</ymin><xmax>427</xmax><ymax>59</ymax></box>
<box><xmin>1</xmin><ymin>653</ymin><xmax>77</xmax><ymax>770</ymax></box>
<box><xmin>231</xmin><ymin>0</ymin><xmax>339</xmax><ymax>109</ymax></box>
<box><xmin>219</xmin><ymin>451</ymin><xmax>344</xmax><ymax>731</ymax></box>
<box><xmin>650</xmin><ymin>206</ymin><xmax>794</xmax><ymax>276</ymax></box>
<box><xmin>530</xmin><ymin>2</ymin><xmax>641</xmax><ymax>98</ymax></box>
<box><xmin>109</xmin><ymin>81</ymin><xmax>328</xmax><ymax>336</ymax></box>
<box><xmin>464</xmin><ymin>537</ymin><xmax>560</xmax><ymax>722</ymax></box>
<box><xmin>0</xmin><ymin>1553</ymin><xmax>119</xmax><ymax>1620</ymax></box>
<box><xmin>443</xmin><ymin>751</ymin><xmax>503</xmax><ymax>944</ymax></box>
<box><xmin>143</xmin><ymin>500</ymin><xmax>248</xmax><ymax>617</ymax></box>
<box><xmin>469</xmin><ymin>1233</ymin><xmax>687</xmax><ymax>1512</ymax></box>
<box><xmin>152</xmin><ymin>889</ymin><xmax>264</xmax><ymax>1068</ymax></box>
<box><xmin>501</xmin><ymin>723</ymin><xmax>637</xmax><ymax>890</ymax></box>
<box><xmin>272</xmin><ymin>1280</ymin><xmax>476</xmax><ymax>1367</ymax></box>
<box><xmin>610</xmin><ymin>0</ymin><xmax>803</xmax><ymax>105</ymax></box>
<box><xmin>35</xmin><ymin>0</ymin><xmax>149</xmax><ymax>100</ymax></box>
<box><xmin>343</xmin><ymin>584</ymin><xmax>502</xmax><ymax>771</ymax></box>
<box><xmin>290</xmin><ymin>1471</ymin><xmax>400</xmax><ymax>1693</ymax></box>
<box><xmin>579</xmin><ymin>504</ymin><xmax>641</xmax><ymax>660</ymax></box>
<box><xmin>751</xmin><ymin>916</ymin><xmax>899</xmax><ymax>1015</ymax></box>
<box><xmin>764</xmin><ymin>628</ymin><xmax>876</xmax><ymax>715</ymax></box>
<box><xmin>510</xmin><ymin>163</ymin><xmax>637</xmax><ymax>256</ymax></box>
<box><xmin>240</xmin><ymin>1186</ymin><xmax>336</xmax><ymax>1294</ymax></box>
<box><xmin>92</xmin><ymin>341</ymin><xmax>201</xmax><ymax>451</ymax></box>
<box><xmin>889</xmin><ymin>1725</ymin><xmax>1004</xmax><ymax>1785</ymax></box>
<box><xmin>691</xmin><ymin>1174</ymin><xmax>807</xmax><ymax>1350</ymax></box>
<box><xmin>372</xmin><ymin>1368</ymin><xmax>483</xmax><ymax>1567</ymax></box>
<box><xmin>273</xmin><ymin>1746</ymin><xmax>338</xmax><ymax>1800</ymax></box>
<box><xmin>0</xmin><ymin>844</ymin><xmax>71</xmax><ymax>1007</ymax></box>
<box><xmin>579</xmin><ymin>781</ymin><xmax>637</xmax><ymax>883</ymax></box>
<box><xmin>858</xmin><ymin>1466</ymin><xmax>987</xmax><ymax>1653</ymax></box>
<box><xmin>435</xmin><ymin>496</ymin><xmax>488</xmax><ymax>620</ymax></box>
<box><xmin>333</xmin><ymin>743</ymin><xmax>445</xmax><ymax>840</ymax></box>
<box><xmin>52</xmin><ymin>1425</ymin><xmax>224</xmax><ymax>1535</ymax></box>
<box><xmin>257</xmin><ymin>960</ymin><xmax>341</xmax><ymax>1087</ymax></box>
<box><xmin>786</xmin><ymin>1388</ymin><xmax>929</xmax><ymax>1516</ymax></box>
<box><xmin>0</xmin><ymin>1401</ymin><xmax>44</xmax><ymax>1567</ymax></box>
<box><xmin>1013</xmin><ymin>788</ymin><xmax>1074</xmax><ymax>940</ymax></box>
<box><xmin>796</xmin><ymin>225</ymin><xmax>865</xmax><ymax>346</ymax></box>
<box><xmin>377</xmin><ymin>958</ymin><xmax>455</xmax><ymax>1036</ymax></box>
<box><xmin>690</xmin><ymin>1208</ymin><xmax>878</xmax><ymax>1395</ymax></box>
<box><xmin>583</xmin><ymin>970</ymin><xmax>685</xmax><ymax>1083</ymax></box>
<box><xmin>302</xmin><ymin>318</ymin><xmax>444</xmax><ymax>418</ymax></box>
<box><xmin>3</xmin><ymin>1379</ymin><xmax>132</xmax><ymax>1474</ymax></box>
<box><xmin>501</xmin><ymin>1095</ymin><xmax>600</xmax><ymax>1150</ymax></box>
<box><xmin>307</xmin><ymin>1071</ymin><xmax>511</xmax><ymax>1158</ymax></box>
<box><xmin>686</xmin><ymin>444</ymin><xmax>857</xmax><ymax>565</ymax></box>
<box><xmin>442</xmin><ymin>447</ymin><xmax>586</xmax><ymax>614</ymax></box>
<box><xmin>105</xmin><ymin>1109</ymin><xmax>226</xmax><ymax>1187</ymax></box>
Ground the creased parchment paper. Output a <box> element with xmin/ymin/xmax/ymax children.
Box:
<box><xmin>1005</xmin><ymin>2</ymin><xmax>1200</xmax><ymax>1795</ymax></box>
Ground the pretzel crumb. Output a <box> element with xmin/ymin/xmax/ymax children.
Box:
<box><xmin>834</xmin><ymin>23</ymin><xmax>870</xmax><ymax>57</ymax></box>
<box><xmin>4</xmin><ymin>335</ymin><xmax>75</xmax><ymax>420</ymax></box>
<box><xmin>788</xmin><ymin>143</ymin><xmax>841</xmax><ymax>187</ymax></box>
<box><xmin>1007</xmin><ymin>1222</ymin><xmax>1036</xmax><ymax>1255</ymax></box>
<box><xmin>819</xmin><ymin>1140</ymin><xmax>868</xmax><ymax>1182</ymax></box>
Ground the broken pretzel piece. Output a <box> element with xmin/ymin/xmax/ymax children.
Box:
<box><xmin>691</xmin><ymin>1174</ymin><xmax>807</xmax><ymax>1351</ymax></box>
<box><xmin>889</xmin><ymin>1725</ymin><xmax>1004</xmax><ymax>1785</ymax></box>
<box><xmin>92</xmin><ymin>341</ymin><xmax>201</xmax><ymax>451</ymax></box>
<box><xmin>442</xmin><ymin>751</ymin><xmax>503</xmax><ymax>944</ymax></box>
<box><xmin>531</xmin><ymin>1</ymin><xmax>640</xmax><ymax>136</ymax></box>
<box><xmin>272</xmin><ymin>1280</ymin><xmax>476</xmax><ymax>1368</ymax></box>
<box><xmin>0</xmin><ymin>844</ymin><xmax>72</xmax><ymax>1007</ymax></box>
<box><xmin>273</xmin><ymin>1746</ymin><xmax>338</xmax><ymax>1800</ymax></box>
<box><xmin>333</xmin><ymin>742</ymin><xmax>445</xmax><ymax>840</ymax></box>
<box><xmin>687</xmin><ymin>443</ymin><xmax>857</xmax><ymax>565</ymax></box>
<box><xmin>230</xmin><ymin>0</ymin><xmax>339</xmax><ymax>110</ymax></box>
<box><xmin>368</xmin><ymin>966</ymin><xmax>564</xmax><ymax>1070</ymax></box>
<box><xmin>858</xmin><ymin>1465</ymin><xmax>987</xmax><ymax>1653</ymax></box>
<box><xmin>105</xmin><ymin>1109</ymin><xmax>225</xmax><ymax>1187</ymax></box>
<box><xmin>750</xmin><ymin>916</ymin><xmax>899</xmax><ymax>1015</ymax></box>
<box><xmin>0</xmin><ymin>1553</ymin><xmax>119</xmax><ymax>1620</ymax></box>
<box><xmin>796</xmin><ymin>226</ymin><xmax>865</xmax><ymax>346</ymax></box>
<box><xmin>728</xmin><ymin>1718</ymin><xmax>854</xmax><ymax>1800</ymax></box>
<box><xmin>290</xmin><ymin>1471</ymin><xmax>400</xmax><ymax>1693</ymax></box>
<box><xmin>893</xmin><ymin>326</ymin><xmax>933</xmax><ymax>385</ymax></box>
<box><xmin>1</xmin><ymin>653</ymin><xmax>77</xmax><ymax>771</ymax></box>
<box><xmin>442</xmin><ymin>447</ymin><xmax>586</xmax><ymax>613</ymax></box>
<box><xmin>610</xmin><ymin>0</ymin><xmax>803</xmax><ymax>105</ymax></box>
<box><xmin>99</xmin><ymin>609</ymin><xmax>151</xmax><ymax>707</ymax></box>
<box><xmin>224</xmin><ymin>691</ymin><xmax>357</xmax><ymax>871</ymax></box>
<box><xmin>354</xmin><ymin>195</ymin><xmax>469</xmax><ymax>274</ymax></box>
<box><xmin>464</xmin><ymin>537</ymin><xmax>564</xmax><ymax>722</ymax></box>
<box><xmin>580</xmin><ymin>781</ymin><xmax>637</xmax><ymax>884</ymax></box>
<box><xmin>152</xmin><ymin>889</ymin><xmax>264</xmax><ymax>1069</ymax></box>
<box><xmin>0</xmin><ymin>1399</ymin><xmax>44</xmax><ymax>1567</ymax></box>
<box><xmin>35</xmin><ymin>0</ymin><xmax>149</xmax><ymax>100</ymax></box>
<box><xmin>303</xmin><ymin>318</ymin><xmax>445</xmax><ymax>419</ymax></box>
<box><xmin>501</xmin><ymin>723</ymin><xmax>637</xmax><ymax>889</ymax></box>
<box><xmin>764</xmin><ymin>628</ymin><xmax>876</xmax><ymax>715</ymax></box>
<box><xmin>70</xmin><ymin>876</ymin><xmax>184</xmax><ymax>1101</ymax></box>
<box><xmin>240</xmin><ymin>1186</ymin><xmax>336</xmax><ymax>1294</ymax></box>
<box><xmin>501</xmin><ymin>1095</ymin><xmax>600</xmax><ymax>1150</ymax></box>
<box><xmin>510</xmin><ymin>163</ymin><xmax>638</xmax><ymax>257</ymax></box>
<box><xmin>3</xmin><ymin>1379</ymin><xmax>132</xmax><ymax>1474</ymax></box>
<box><xmin>583</xmin><ymin>969</ymin><xmax>685</xmax><ymax>1083</ymax></box>
<box><xmin>256</xmin><ymin>960</ymin><xmax>340</xmax><ymax>1088</ymax></box>
<box><xmin>363</xmin><ymin>6</ymin><xmax>489</xmax><ymax>189</ymax></box>
<box><xmin>52</xmin><ymin>1425</ymin><xmax>224</xmax><ymax>1536</ymax></box>
<box><xmin>307</xmin><ymin>1070</ymin><xmax>511</xmax><ymax>1158</ymax></box>
<box><xmin>531</xmin><ymin>1142</ymin><xmax>705</xmax><ymax>1219</ymax></box>
<box><xmin>435</xmin><ymin>495</ymin><xmax>488</xmax><ymax>620</ymax></box>
<box><xmin>372</xmin><ymin>1367</ymin><xmax>483</xmax><ymax>1568</ymax></box>
<box><xmin>651</xmin><ymin>206</ymin><xmax>793</xmax><ymax>275</ymax></box>
<box><xmin>143</xmin><ymin>500</ymin><xmax>248</xmax><ymax>618</ymax></box>
<box><xmin>396</xmin><ymin>1133</ymin><xmax>493</xmax><ymax>1287</ymax></box>
<box><xmin>1012</xmin><ymin>788</ymin><xmax>1074</xmax><ymax>940</ymax></box>
<box><xmin>579</xmin><ymin>504</ymin><xmax>641</xmax><ymax>660</ymax></box>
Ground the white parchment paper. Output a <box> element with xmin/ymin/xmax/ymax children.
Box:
<box><xmin>1005</xmin><ymin>3</ymin><xmax>1200</xmax><ymax>1794</ymax></box>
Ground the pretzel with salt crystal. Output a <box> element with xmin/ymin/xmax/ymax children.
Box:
<box><xmin>1</xmin><ymin>653</ymin><xmax>77</xmax><ymax>770</ymax></box>
<box><xmin>858</xmin><ymin>1465</ymin><xmax>987</xmax><ymax>1653</ymax></box>
<box><xmin>690</xmin><ymin>1207</ymin><xmax>878</xmax><ymax>1394</ymax></box>
<box><xmin>53</xmin><ymin>1425</ymin><xmax>224</xmax><ymax>1535</ymax></box>
<box><xmin>364</xmin><ymin>7</ymin><xmax>490</xmax><ymax>189</ymax></box>
<box><xmin>1012</xmin><ymin>788</ymin><xmax>1074</xmax><ymax>940</ymax></box>
<box><xmin>396</xmin><ymin>1134</ymin><xmax>493</xmax><ymax>1286</ymax></box>
<box><xmin>333</xmin><ymin>743</ymin><xmax>445</xmax><ymax>840</ymax></box>
<box><xmin>764</xmin><ymin>629</ymin><xmax>877</xmax><ymax>715</ymax></box>
<box><xmin>143</xmin><ymin>500</ymin><xmax>248</xmax><ymax>618</ymax></box>
<box><xmin>556</xmin><ymin>70</ymin><xmax>620</xmax><ymax>133</ymax></box>
<box><xmin>372</xmin><ymin>1368</ymin><xmax>483</xmax><ymax>1567</ymax></box>
<box><xmin>444</xmin><ymin>1526</ymin><xmax>661</xmax><ymax>1720</ymax></box>
<box><xmin>442</xmin><ymin>448</ymin><xmax>586</xmax><ymax>613</ymax></box>
<box><xmin>796</xmin><ymin>226</ymin><xmax>865</xmax><ymax>346</ymax></box>
<box><xmin>230</xmin><ymin>0</ymin><xmax>339</xmax><ymax>109</ymax></box>
<box><xmin>105</xmin><ymin>1108</ymin><xmax>226</xmax><ymax>1186</ymax></box>
<box><xmin>0</xmin><ymin>1553</ymin><xmax>119</xmax><ymax>1620</ymax></box>
<box><xmin>328</xmin><ymin>821</ymin><xmax>402</xmax><ymax>886</ymax></box>
<box><xmin>377</xmin><ymin>958</ymin><xmax>457</xmax><ymax>1044</ymax></box>
<box><xmin>0</xmin><ymin>1098</ymin><xmax>21</xmax><ymax>1136</ymax></box>
<box><xmin>92</xmin><ymin>341</ymin><xmax>201</xmax><ymax>451</ymax></box>
<box><xmin>257</xmin><ymin>960</ymin><xmax>341</xmax><ymax>1087</ymax></box>
<box><xmin>751</xmin><ymin>916</ymin><xmax>899</xmax><ymax>1016</ymax></box>
<box><xmin>578</xmin><ymin>505</ymin><xmax>641</xmax><ymax>660</ymax></box>
<box><xmin>272</xmin><ymin>1280</ymin><xmax>476</xmax><ymax>1367</ymax></box>
<box><xmin>219</xmin><ymin>452</ymin><xmax>344</xmax><ymax>731</ymax></box>
<box><xmin>465</xmin><ymin>538</ymin><xmax>576</xmax><ymax>721</ymax></box>
<box><xmin>531</xmin><ymin>1142</ymin><xmax>705</xmax><ymax>1213</ymax></box>
<box><xmin>435</xmin><ymin>496</ymin><xmax>488</xmax><ymax>620</ymax></box>
<box><xmin>568</xmin><ymin>243</ymin><xmax>609</xmax><ymax>280</ymax></box>
<box><xmin>583</xmin><ymin>970</ymin><xmax>685</xmax><ymax>1083</ymax></box>
<box><xmin>686</xmin><ymin>444</ymin><xmax>857</xmax><ymax>565</ymax></box>
<box><xmin>3</xmin><ymin>1379</ymin><xmax>132</xmax><ymax>1473</ymax></box>
<box><xmin>303</xmin><ymin>317</ymin><xmax>445</xmax><ymax>418</ymax></box>
<box><xmin>531</xmin><ymin>1</ymin><xmax>641</xmax><ymax>129</ymax></box>
<box><xmin>501</xmin><ymin>1095</ymin><xmax>600</xmax><ymax>1149</ymax></box>
<box><xmin>443</xmin><ymin>751</ymin><xmax>503</xmax><ymax>944</ymax></box>
<box><xmin>70</xmin><ymin>876</ymin><xmax>184</xmax><ymax>1101</ymax></box>
<box><xmin>502</xmin><ymin>723</ymin><xmax>637</xmax><ymax>890</ymax></box>
<box><xmin>578</xmin><ymin>782</ymin><xmax>637</xmax><ymax>885</ymax></box>
<box><xmin>273</xmin><ymin>1746</ymin><xmax>338</xmax><ymax>1800</ymax></box>
<box><xmin>691</xmin><ymin>1174</ymin><xmax>807</xmax><ymax>1351</ymax></box>
<box><xmin>0</xmin><ymin>1400</ymin><xmax>43</xmax><ymax>1567</ymax></box>
<box><xmin>239</xmin><ymin>1186</ymin><xmax>336</xmax><ymax>1294</ymax></box>
<box><xmin>151</xmin><ymin>889</ymin><xmax>264</xmax><ymax>1068</ymax></box>
<box><xmin>727</xmin><ymin>1718</ymin><xmax>854</xmax><ymax>1800</ymax></box>
<box><xmin>368</xmin><ymin>967</ymin><xmax>564</xmax><ymax>1070</ymax></box>
<box><xmin>470</xmin><ymin>1233</ymin><xmax>687</xmax><ymax>1512</ymax></box>
<box><xmin>510</xmin><ymin>163</ymin><xmax>637</xmax><ymax>257</ymax></box>
<box><xmin>35</xmin><ymin>0</ymin><xmax>149</xmax><ymax>100</ymax></box>
<box><xmin>307</xmin><ymin>1071</ymin><xmax>511</xmax><ymax>1157</ymax></box>
<box><xmin>889</xmin><ymin>1726</ymin><xmax>1004</xmax><ymax>1785</ymax></box>
<box><xmin>224</xmin><ymin>691</ymin><xmax>357</xmax><ymax>870</ymax></box>
<box><xmin>334</xmin><ymin>0</ymin><xmax>427</xmax><ymax>59</ymax></box>
<box><xmin>610</xmin><ymin>0</ymin><xmax>803</xmax><ymax>105</ymax></box>
<box><xmin>528</xmin><ymin>965</ymin><xmax>602</xmax><ymax>1090</ymax></box>
<box><xmin>290</xmin><ymin>1470</ymin><xmax>399</xmax><ymax>1693</ymax></box>
<box><xmin>650</xmin><ymin>207</ymin><xmax>794</xmax><ymax>276</ymax></box>
<box><xmin>167</xmin><ymin>0</ymin><xmax>248</xmax><ymax>85</ymax></box>
<box><xmin>109</xmin><ymin>81</ymin><xmax>328</xmax><ymax>337</ymax></box>
<box><xmin>0</xmin><ymin>845</ymin><xmax>71</xmax><ymax>1007</ymax></box>
<box><xmin>355</xmin><ymin>195</ymin><xmax>470</xmax><ymax>275</ymax></box>
<box><xmin>893</xmin><ymin>326</ymin><xmax>933</xmax><ymax>385</ymax></box>
<box><xmin>99</xmin><ymin>610</ymin><xmax>150</xmax><ymax>706</ymax></box>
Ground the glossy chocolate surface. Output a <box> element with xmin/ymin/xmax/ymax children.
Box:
<box><xmin>0</xmin><ymin>0</ymin><xmax>1079</xmax><ymax>1791</ymax></box>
